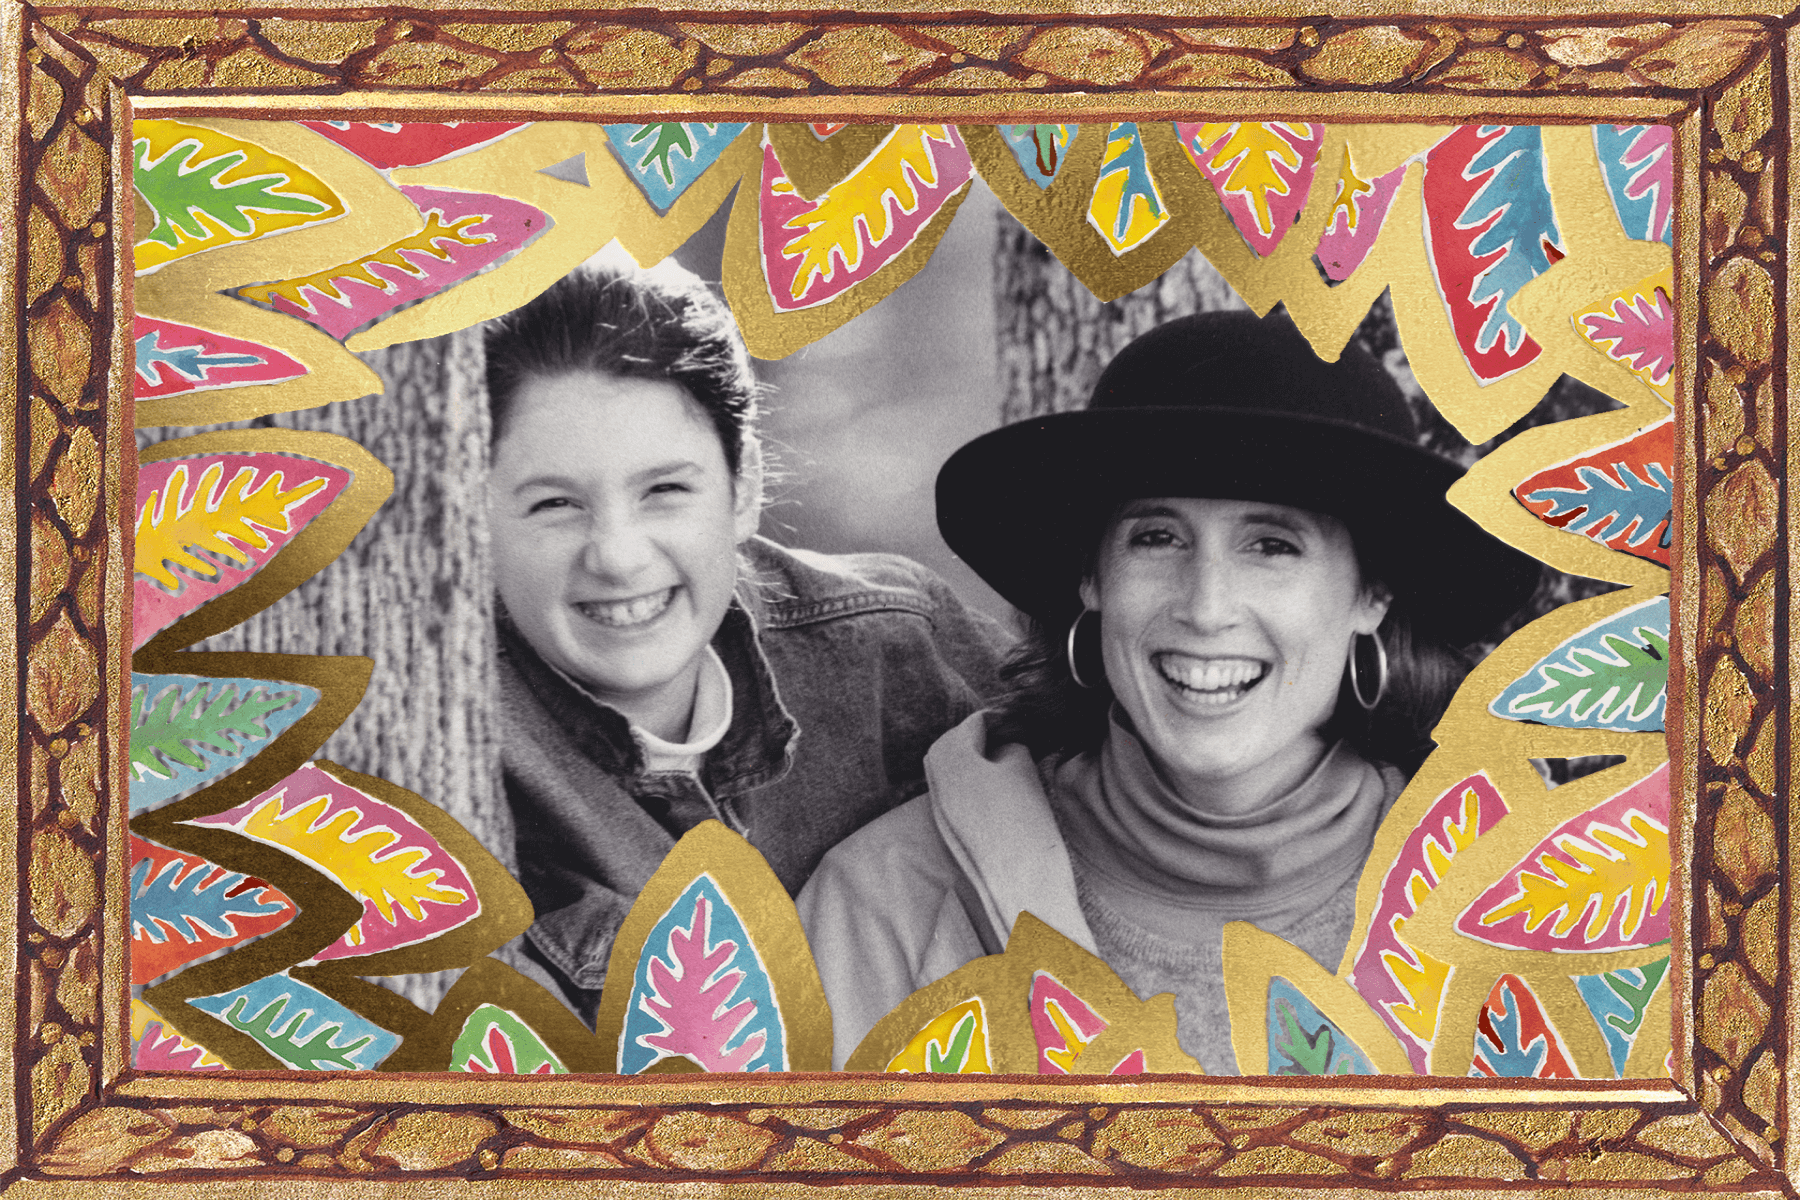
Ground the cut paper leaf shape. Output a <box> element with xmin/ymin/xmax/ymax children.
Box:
<box><xmin>1088</xmin><ymin>123</ymin><xmax>1170</xmax><ymax>255</ymax></box>
<box><xmin>1594</xmin><ymin>124</ymin><xmax>1674</xmax><ymax>246</ymax></box>
<box><xmin>133</xmin><ymin>119</ymin><xmax>344</xmax><ymax>274</ymax></box>
<box><xmin>887</xmin><ymin>998</ymin><xmax>992</xmax><ymax>1074</ymax></box>
<box><xmin>1572</xmin><ymin>267</ymin><xmax>1675</xmax><ymax>406</ymax></box>
<box><xmin>134</xmin><ymin>316</ymin><xmax>307</xmax><ymax>400</ymax></box>
<box><xmin>132</xmin><ymin>998</ymin><xmax>225</xmax><ymax>1071</ymax></box>
<box><xmin>1029</xmin><ymin>971</ymin><xmax>1108</xmax><ymax>1074</ymax></box>
<box><xmin>129</xmin><ymin>672</ymin><xmax>320</xmax><ymax>815</ymax></box>
<box><xmin>1423</xmin><ymin>125</ymin><xmax>1563</xmax><ymax>384</ymax></box>
<box><xmin>1491</xmin><ymin>595</ymin><xmax>1669</xmax><ymax>732</ymax></box>
<box><xmin>1515</xmin><ymin>417</ymin><xmax>1673</xmax><ymax>566</ymax></box>
<box><xmin>602</xmin><ymin>122</ymin><xmax>749</xmax><ymax>211</ymax></box>
<box><xmin>1349</xmin><ymin>771</ymin><xmax>1511</xmax><ymax>1072</ymax></box>
<box><xmin>452</xmin><ymin>1005</ymin><xmax>568</xmax><ymax>1075</ymax></box>
<box><xmin>1267</xmin><ymin>977</ymin><xmax>1376</xmax><ymax>1075</ymax></box>
<box><xmin>1574</xmin><ymin>956</ymin><xmax>1669</xmax><ymax>1076</ymax></box>
<box><xmin>189</xmin><ymin>972</ymin><xmax>399</xmax><ymax>1070</ymax></box>
<box><xmin>997</xmin><ymin>124</ymin><xmax>1075</xmax><ymax>189</ymax></box>
<box><xmin>761</xmin><ymin>124</ymin><xmax>972</xmax><ymax>311</ymax></box>
<box><xmin>812</xmin><ymin>123</ymin><xmax>847</xmax><ymax>139</ymax></box>
<box><xmin>1470</xmin><ymin>974</ymin><xmax>1575</xmax><ymax>1078</ymax></box>
<box><xmin>1459</xmin><ymin>762</ymin><xmax>1670</xmax><ymax>953</ymax></box>
<box><xmin>186</xmin><ymin>763</ymin><xmax>480</xmax><ymax>961</ymax></box>
<box><xmin>134</xmin><ymin>453</ymin><xmax>352</xmax><ymax>653</ymax></box>
<box><xmin>619</xmin><ymin>874</ymin><xmax>785</xmax><ymax>1073</ymax></box>
<box><xmin>1177</xmin><ymin>122</ymin><xmax>1324</xmax><ymax>257</ymax></box>
<box><xmin>1314</xmin><ymin>147</ymin><xmax>1408</xmax><ymax>283</ymax></box>
<box><xmin>298</xmin><ymin>120</ymin><xmax>527</xmax><ymax>170</ymax></box>
<box><xmin>238</xmin><ymin>186</ymin><xmax>549</xmax><ymax>341</ymax></box>
<box><xmin>130</xmin><ymin>835</ymin><xmax>295</xmax><ymax>985</ymax></box>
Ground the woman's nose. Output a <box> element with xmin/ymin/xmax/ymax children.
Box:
<box><xmin>1179</xmin><ymin>555</ymin><xmax>1241</xmax><ymax>631</ymax></box>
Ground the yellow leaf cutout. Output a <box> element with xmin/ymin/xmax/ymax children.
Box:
<box><xmin>886</xmin><ymin>998</ymin><xmax>991</xmax><ymax>1073</ymax></box>
<box><xmin>136</xmin><ymin>462</ymin><xmax>329</xmax><ymax>593</ymax></box>
<box><xmin>778</xmin><ymin>125</ymin><xmax>955</xmax><ymax>301</ymax></box>
<box><xmin>238</xmin><ymin>790</ymin><xmax>469</xmax><ymax>941</ymax></box>
<box><xmin>239</xmin><ymin>209</ymin><xmax>494</xmax><ymax>311</ymax></box>
<box><xmin>1385</xmin><ymin>783</ymin><xmax>1483</xmax><ymax>1043</ymax></box>
<box><xmin>1330</xmin><ymin>147</ymin><xmax>1376</xmax><ymax>236</ymax></box>
<box><xmin>1041</xmin><ymin>998</ymin><xmax>1093</xmax><ymax>1073</ymax></box>
<box><xmin>1192</xmin><ymin>122</ymin><xmax>1309</xmax><ymax>237</ymax></box>
<box><xmin>1480</xmin><ymin>813</ymin><xmax>1670</xmax><ymax>942</ymax></box>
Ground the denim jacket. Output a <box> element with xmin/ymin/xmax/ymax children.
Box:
<box><xmin>498</xmin><ymin>535</ymin><xmax>1011</xmax><ymax>1020</ymax></box>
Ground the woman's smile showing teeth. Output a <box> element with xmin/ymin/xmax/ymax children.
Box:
<box><xmin>1154</xmin><ymin>653</ymin><xmax>1269</xmax><ymax>702</ymax></box>
<box><xmin>575</xmin><ymin>586</ymin><xmax>678</xmax><ymax>628</ymax></box>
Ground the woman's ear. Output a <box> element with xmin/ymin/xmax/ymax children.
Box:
<box><xmin>1357</xmin><ymin>581</ymin><xmax>1393</xmax><ymax>635</ymax></box>
<box><xmin>1078</xmin><ymin>576</ymin><xmax>1100</xmax><ymax>612</ymax></box>
<box><xmin>733</xmin><ymin>436</ymin><xmax>766</xmax><ymax>543</ymax></box>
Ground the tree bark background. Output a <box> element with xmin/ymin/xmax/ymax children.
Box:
<box><xmin>138</xmin><ymin>328</ymin><xmax>501</xmax><ymax>1010</ymax></box>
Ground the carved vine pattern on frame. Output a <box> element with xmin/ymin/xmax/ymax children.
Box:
<box><xmin>7</xmin><ymin>5</ymin><xmax>1792</xmax><ymax>1193</ymax></box>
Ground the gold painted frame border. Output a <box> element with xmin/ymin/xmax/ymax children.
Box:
<box><xmin>6</xmin><ymin>2</ymin><xmax>1793</xmax><ymax>1193</ymax></box>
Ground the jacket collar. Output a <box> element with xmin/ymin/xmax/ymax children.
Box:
<box><xmin>495</xmin><ymin>599</ymin><xmax>797</xmax><ymax>796</ymax></box>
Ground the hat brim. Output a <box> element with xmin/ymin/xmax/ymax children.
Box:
<box><xmin>937</xmin><ymin>408</ymin><xmax>1541</xmax><ymax>647</ymax></box>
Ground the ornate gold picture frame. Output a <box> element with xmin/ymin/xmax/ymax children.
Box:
<box><xmin>7</xmin><ymin>1</ymin><xmax>1794</xmax><ymax>1194</ymax></box>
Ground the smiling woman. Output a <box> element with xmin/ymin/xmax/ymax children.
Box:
<box><xmin>480</xmin><ymin>255</ymin><xmax>1012</xmax><ymax>1022</ymax></box>
<box><xmin>797</xmin><ymin>310</ymin><xmax>1543</xmax><ymax>1071</ymax></box>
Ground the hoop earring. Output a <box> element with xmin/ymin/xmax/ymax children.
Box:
<box><xmin>1067</xmin><ymin>609</ymin><xmax>1099</xmax><ymax>690</ymax></box>
<box><xmin>1348</xmin><ymin>632</ymin><xmax>1389</xmax><ymax>711</ymax></box>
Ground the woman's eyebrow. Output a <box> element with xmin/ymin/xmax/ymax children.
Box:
<box><xmin>1239</xmin><ymin>510</ymin><xmax>1314</xmax><ymax>535</ymax></box>
<box><xmin>626</xmin><ymin>459</ymin><xmax>706</xmax><ymax>487</ymax></box>
<box><xmin>1117</xmin><ymin>501</ymin><xmax>1183</xmax><ymax>520</ymax></box>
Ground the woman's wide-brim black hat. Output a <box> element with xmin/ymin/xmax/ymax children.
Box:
<box><xmin>937</xmin><ymin>310</ymin><xmax>1541</xmax><ymax>647</ymax></box>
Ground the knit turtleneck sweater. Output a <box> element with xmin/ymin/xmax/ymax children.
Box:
<box><xmin>1045</xmin><ymin>709</ymin><xmax>1401</xmax><ymax>1074</ymax></box>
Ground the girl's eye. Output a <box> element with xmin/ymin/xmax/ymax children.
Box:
<box><xmin>526</xmin><ymin>496</ymin><xmax>572</xmax><ymax>515</ymax></box>
<box><xmin>646</xmin><ymin>482</ymin><xmax>691</xmax><ymax>498</ymax></box>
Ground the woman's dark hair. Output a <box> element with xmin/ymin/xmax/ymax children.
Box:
<box><xmin>984</xmin><ymin>532</ymin><xmax>1473</xmax><ymax>778</ymax></box>
<box><xmin>484</xmin><ymin>254</ymin><xmax>759</xmax><ymax>471</ymax></box>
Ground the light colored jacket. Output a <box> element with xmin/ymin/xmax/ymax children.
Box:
<box><xmin>796</xmin><ymin>711</ymin><xmax>1091</xmax><ymax>1068</ymax></box>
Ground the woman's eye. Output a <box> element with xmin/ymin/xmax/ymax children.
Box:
<box><xmin>1251</xmin><ymin>536</ymin><xmax>1300</xmax><ymax>556</ymax></box>
<box><xmin>1127</xmin><ymin>527</ymin><xmax>1180</xmax><ymax>549</ymax></box>
<box><xmin>646</xmin><ymin>482</ymin><xmax>691</xmax><ymax>498</ymax></box>
<box><xmin>526</xmin><ymin>496</ymin><xmax>572</xmax><ymax>515</ymax></box>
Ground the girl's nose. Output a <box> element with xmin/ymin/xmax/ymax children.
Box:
<box><xmin>578</xmin><ymin>509</ymin><xmax>653</xmax><ymax>580</ymax></box>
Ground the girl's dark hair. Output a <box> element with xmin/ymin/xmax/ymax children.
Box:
<box><xmin>484</xmin><ymin>254</ymin><xmax>759</xmax><ymax>471</ymax></box>
<box><xmin>985</xmin><ymin>537</ymin><xmax>1472</xmax><ymax>778</ymax></box>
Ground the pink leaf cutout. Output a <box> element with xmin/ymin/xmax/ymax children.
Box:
<box><xmin>1176</xmin><ymin>122</ymin><xmax>1324</xmax><ymax>257</ymax></box>
<box><xmin>262</xmin><ymin>186</ymin><xmax>549</xmax><ymax>340</ymax></box>
<box><xmin>638</xmin><ymin>893</ymin><xmax>766</xmax><ymax>1072</ymax></box>
<box><xmin>186</xmin><ymin>763</ymin><xmax>481</xmax><ymax>961</ymax></box>
<box><xmin>135</xmin><ymin>316</ymin><xmax>307</xmax><ymax>400</ymax></box>
<box><xmin>1458</xmin><ymin>763</ymin><xmax>1670</xmax><ymax>953</ymax></box>
<box><xmin>1350</xmin><ymin>772</ymin><xmax>1510</xmax><ymax>1072</ymax></box>
<box><xmin>1313</xmin><ymin>155</ymin><xmax>1407</xmax><ymax>283</ymax></box>
<box><xmin>1028</xmin><ymin>971</ymin><xmax>1108</xmax><ymax>1074</ymax></box>
<box><xmin>133</xmin><ymin>453</ymin><xmax>353</xmax><ymax>652</ymax></box>
<box><xmin>1109</xmin><ymin>1050</ymin><xmax>1147</xmax><ymax>1074</ymax></box>
<box><xmin>299</xmin><ymin>121</ymin><xmax>527</xmax><ymax>169</ymax></box>
<box><xmin>1579</xmin><ymin>285</ymin><xmax>1674</xmax><ymax>388</ymax></box>
<box><xmin>759</xmin><ymin>125</ymin><xmax>972</xmax><ymax>312</ymax></box>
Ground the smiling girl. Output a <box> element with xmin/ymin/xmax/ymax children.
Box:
<box><xmin>487</xmin><ymin>254</ymin><xmax>1009</xmax><ymax>1021</ymax></box>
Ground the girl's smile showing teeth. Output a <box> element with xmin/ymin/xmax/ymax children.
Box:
<box><xmin>1154</xmin><ymin>653</ymin><xmax>1269</xmax><ymax>703</ymax></box>
<box><xmin>575</xmin><ymin>586</ymin><xmax>678</xmax><ymax>628</ymax></box>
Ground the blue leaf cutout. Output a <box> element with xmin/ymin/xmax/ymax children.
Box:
<box><xmin>129</xmin><ymin>673</ymin><xmax>320</xmax><ymax>815</ymax></box>
<box><xmin>619</xmin><ymin>873</ymin><xmax>784</xmax><ymax>1073</ymax></box>
<box><xmin>998</xmin><ymin>124</ymin><xmax>1074</xmax><ymax>188</ymax></box>
<box><xmin>1266</xmin><ymin>977</ymin><xmax>1376</xmax><ymax>1076</ymax></box>
<box><xmin>1574</xmin><ymin>957</ymin><xmax>1668</xmax><ymax>1077</ymax></box>
<box><xmin>190</xmin><ymin>973</ymin><xmax>398</xmax><ymax>1070</ymax></box>
<box><xmin>1490</xmin><ymin>596</ymin><xmax>1669</xmax><ymax>733</ymax></box>
<box><xmin>1460</xmin><ymin>126</ymin><xmax>1562</xmax><ymax>360</ymax></box>
<box><xmin>1523</xmin><ymin>461</ymin><xmax>1673</xmax><ymax>554</ymax></box>
<box><xmin>130</xmin><ymin>852</ymin><xmax>285</xmax><ymax>946</ymax></box>
<box><xmin>601</xmin><ymin>123</ymin><xmax>748</xmax><ymax>212</ymax></box>
<box><xmin>1593</xmin><ymin>125</ymin><xmax>1673</xmax><ymax>246</ymax></box>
